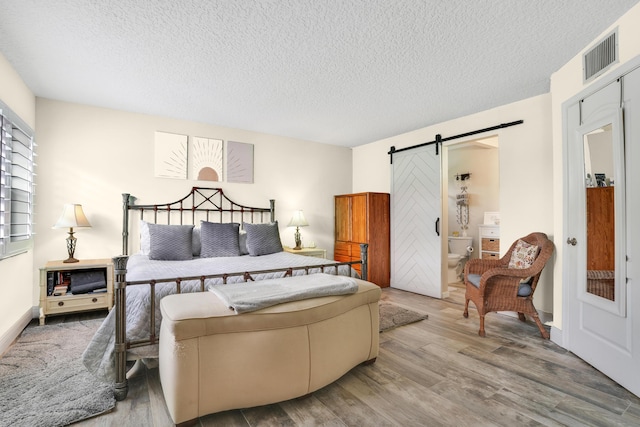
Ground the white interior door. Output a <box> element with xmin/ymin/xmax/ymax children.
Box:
<box><xmin>390</xmin><ymin>144</ymin><xmax>442</xmax><ymax>297</ymax></box>
<box><xmin>564</xmin><ymin>69</ymin><xmax>640</xmax><ymax>397</ymax></box>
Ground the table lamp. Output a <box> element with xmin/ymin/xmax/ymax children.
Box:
<box><xmin>53</xmin><ymin>204</ymin><xmax>91</xmax><ymax>263</ymax></box>
<box><xmin>287</xmin><ymin>210</ymin><xmax>308</xmax><ymax>250</ymax></box>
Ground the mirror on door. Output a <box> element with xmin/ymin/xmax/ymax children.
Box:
<box><xmin>583</xmin><ymin>124</ymin><xmax>615</xmax><ymax>301</ymax></box>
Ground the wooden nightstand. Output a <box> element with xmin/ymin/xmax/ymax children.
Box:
<box><xmin>39</xmin><ymin>258</ymin><xmax>114</xmax><ymax>325</ymax></box>
<box><xmin>283</xmin><ymin>246</ymin><xmax>327</xmax><ymax>259</ymax></box>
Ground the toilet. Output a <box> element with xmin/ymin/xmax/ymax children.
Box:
<box><xmin>447</xmin><ymin>236</ymin><xmax>473</xmax><ymax>283</ymax></box>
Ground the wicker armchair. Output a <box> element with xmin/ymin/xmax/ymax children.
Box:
<box><xmin>463</xmin><ymin>232</ymin><xmax>554</xmax><ymax>338</ymax></box>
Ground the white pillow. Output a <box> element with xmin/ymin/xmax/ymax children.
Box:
<box><xmin>139</xmin><ymin>220</ymin><xmax>150</xmax><ymax>255</ymax></box>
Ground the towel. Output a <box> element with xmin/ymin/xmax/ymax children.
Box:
<box><xmin>208</xmin><ymin>273</ymin><xmax>358</xmax><ymax>314</ymax></box>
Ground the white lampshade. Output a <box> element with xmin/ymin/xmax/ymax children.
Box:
<box><xmin>53</xmin><ymin>204</ymin><xmax>92</xmax><ymax>229</ymax></box>
<box><xmin>287</xmin><ymin>210</ymin><xmax>309</xmax><ymax>227</ymax></box>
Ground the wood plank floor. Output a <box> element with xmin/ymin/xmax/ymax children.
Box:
<box><xmin>59</xmin><ymin>284</ymin><xmax>640</xmax><ymax>426</ymax></box>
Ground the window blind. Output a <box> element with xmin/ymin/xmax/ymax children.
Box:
<box><xmin>0</xmin><ymin>99</ymin><xmax>36</xmax><ymax>258</ymax></box>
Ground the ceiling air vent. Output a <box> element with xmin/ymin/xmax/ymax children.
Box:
<box><xmin>583</xmin><ymin>29</ymin><xmax>618</xmax><ymax>83</ymax></box>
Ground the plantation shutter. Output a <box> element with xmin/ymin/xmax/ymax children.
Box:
<box><xmin>0</xmin><ymin>100</ymin><xmax>36</xmax><ymax>258</ymax></box>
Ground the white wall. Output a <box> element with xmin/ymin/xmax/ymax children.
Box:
<box><xmin>550</xmin><ymin>2</ymin><xmax>640</xmax><ymax>331</ymax></box>
<box><xmin>33</xmin><ymin>98</ymin><xmax>353</xmax><ymax>306</ymax></box>
<box><xmin>353</xmin><ymin>94</ymin><xmax>554</xmax><ymax>313</ymax></box>
<box><xmin>0</xmin><ymin>52</ymin><xmax>36</xmax><ymax>352</ymax></box>
<box><xmin>586</xmin><ymin>130</ymin><xmax>614</xmax><ymax>183</ymax></box>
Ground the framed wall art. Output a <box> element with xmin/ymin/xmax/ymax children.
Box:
<box><xmin>226</xmin><ymin>141</ymin><xmax>254</xmax><ymax>183</ymax></box>
<box><xmin>192</xmin><ymin>137</ymin><xmax>223</xmax><ymax>182</ymax></box>
<box><xmin>154</xmin><ymin>131</ymin><xmax>188</xmax><ymax>179</ymax></box>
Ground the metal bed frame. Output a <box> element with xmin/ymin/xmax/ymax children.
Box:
<box><xmin>111</xmin><ymin>187</ymin><xmax>368</xmax><ymax>400</ymax></box>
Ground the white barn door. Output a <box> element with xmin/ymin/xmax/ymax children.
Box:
<box><xmin>391</xmin><ymin>144</ymin><xmax>442</xmax><ymax>298</ymax></box>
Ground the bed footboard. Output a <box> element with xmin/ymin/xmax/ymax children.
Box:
<box><xmin>111</xmin><ymin>244</ymin><xmax>368</xmax><ymax>401</ymax></box>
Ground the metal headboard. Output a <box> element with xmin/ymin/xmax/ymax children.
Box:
<box><xmin>121</xmin><ymin>187</ymin><xmax>275</xmax><ymax>255</ymax></box>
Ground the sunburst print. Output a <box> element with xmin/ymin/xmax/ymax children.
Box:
<box><xmin>192</xmin><ymin>137</ymin><xmax>223</xmax><ymax>182</ymax></box>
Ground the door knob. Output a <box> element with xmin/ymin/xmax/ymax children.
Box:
<box><xmin>567</xmin><ymin>237</ymin><xmax>577</xmax><ymax>246</ymax></box>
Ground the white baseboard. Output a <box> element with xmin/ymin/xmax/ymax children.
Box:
<box><xmin>550</xmin><ymin>325</ymin><xmax>564</xmax><ymax>348</ymax></box>
<box><xmin>0</xmin><ymin>309</ymin><xmax>33</xmax><ymax>356</ymax></box>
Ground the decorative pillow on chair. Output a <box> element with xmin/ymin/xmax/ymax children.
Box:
<box><xmin>148</xmin><ymin>224</ymin><xmax>195</xmax><ymax>260</ymax></box>
<box><xmin>200</xmin><ymin>221</ymin><xmax>241</xmax><ymax>257</ymax></box>
<box><xmin>244</xmin><ymin>222</ymin><xmax>283</xmax><ymax>256</ymax></box>
<box><xmin>508</xmin><ymin>239</ymin><xmax>540</xmax><ymax>285</ymax></box>
<box><xmin>508</xmin><ymin>239</ymin><xmax>539</xmax><ymax>269</ymax></box>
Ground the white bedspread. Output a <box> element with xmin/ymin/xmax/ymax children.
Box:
<box><xmin>82</xmin><ymin>251</ymin><xmax>358</xmax><ymax>383</ymax></box>
<box><xmin>209</xmin><ymin>273</ymin><xmax>357</xmax><ymax>313</ymax></box>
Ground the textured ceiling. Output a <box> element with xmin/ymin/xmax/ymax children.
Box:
<box><xmin>0</xmin><ymin>1</ymin><xmax>638</xmax><ymax>147</ymax></box>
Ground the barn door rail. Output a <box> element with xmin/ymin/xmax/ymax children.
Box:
<box><xmin>387</xmin><ymin>120</ymin><xmax>523</xmax><ymax>164</ymax></box>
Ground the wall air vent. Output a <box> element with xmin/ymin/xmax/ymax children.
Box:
<box><xmin>583</xmin><ymin>28</ymin><xmax>618</xmax><ymax>83</ymax></box>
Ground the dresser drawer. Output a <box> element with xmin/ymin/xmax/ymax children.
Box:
<box><xmin>334</xmin><ymin>241</ymin><xmax>352</xmax><ymax>257</ymax></box>
<box><xmin>335</xmin><ymin>242</ymin><xmax>363</xmax><ymax>258</ymax></box>
<box><xmin>482</xmin><ymin>238</ymin><xmax>500</xmax><ymax>252</ymax></box>
<box><xmin>45</xmin><ymin>293</ymin><xmax>109</xmax><ymax>315</ymax></box>
<box><xmin>479</xmin><ymin>225</ymin><xmax>500</xmax><ymax>238</ymax></box>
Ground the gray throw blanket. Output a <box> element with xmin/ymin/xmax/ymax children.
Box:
<box><xmin>208</xmin><ymin>273</ymin><xmax>358</xmax><ymax>313</ymax></box>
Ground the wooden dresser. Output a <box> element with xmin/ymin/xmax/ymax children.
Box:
<box><xmin>586</xmin><ymin>186</ymin><xmax>614</xmax><ymax>270</ymax></box>
<box><xmin>334</xmin><ymin>192</ymin><xmax>390</xmax><ymax>287</ymax></box>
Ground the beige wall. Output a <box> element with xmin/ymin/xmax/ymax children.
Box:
<box><xmin>0</xmin><ymin>53</ymin><xmax>36</xmax><ymax>351</ymax></box>
<box><xmin>447</xmin><ymin>143</ymin><xmax>499</xmax><ymax>257</ymax></box>
<box><xmin>550</xmin><ymin>2</ymin><xmax>640</xmax><ymax>332</ymax></box>
<box><xmin>353</xmin><ymin>94</ymin><xmax>555</xmax><ymax>312</ymax></box>
<box><xmin>33</xmin><ymin>99</ymin><xmax>353</xmax><ymax>306</ymax></box>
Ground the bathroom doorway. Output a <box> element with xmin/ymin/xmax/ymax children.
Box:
<box><xmin>443</xmin><ymin>136</ymin><xmax>500</xmax><ymax>293</ymax></box>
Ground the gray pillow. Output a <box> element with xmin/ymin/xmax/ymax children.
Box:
<box><xmin>244</xmin><ymin>222</ymin><xmax>283</xmax><ymax>256</ymax></box>
<box><xmin>200</xmin><ymin>221</ymin><xmax>241</xmax><ymax>257</ymax></box>
<box><xmin>142</xmin><ymin>220</ymin><xmax>201</xmax><ymax>256</ymax></box>
<box><xmin>148</xmin><ymin>224</ymin><xmax>194</xmax><ymax>260</ymax></box>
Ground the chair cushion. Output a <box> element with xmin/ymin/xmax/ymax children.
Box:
<box><xmin>518</xmin><ymin>282</ymin><xmax>532</xmax><ymax>297</ymax></box>
<box><xmin>467</xmin><ymin>273</ymin><xmax>532</xmax><ymax>296</ymax></box>
<box><xmin>467</xmin><ymin>273</ymin><xmax>482</xmax><ymax>288</ymax></box>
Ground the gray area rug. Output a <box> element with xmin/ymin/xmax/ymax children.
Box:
<box><xmin>0</xmin><ymin>319</ymin><xmax>115</xmax><ymax>427</ymax></box>
<box><xmin>379</xmin><ymin>301</ymin><xmax>428</xmax><ymax>332</ymax></box>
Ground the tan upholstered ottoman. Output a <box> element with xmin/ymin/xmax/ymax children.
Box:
<box><xmin>159</xmin><ymin>278</ymin><xmax>381</xmax><ymax>426</ymax></box>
